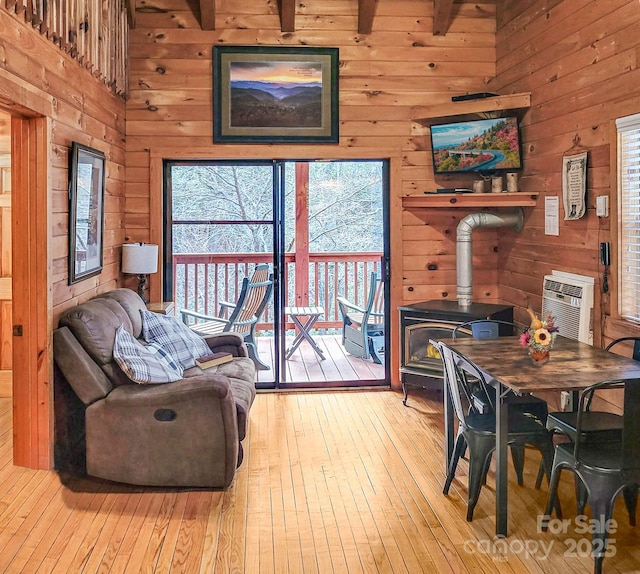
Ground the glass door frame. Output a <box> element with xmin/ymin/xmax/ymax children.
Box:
<box><xmin>162</xmin><ymin>158</ymin><xmax>391</xmax><ymax>389</ymax></box>
<box><xmin>163</xmin><ymin>159</ymin><xmax>280</xmax><ymax>389</ymax></box>
<box><xmin>274</xmin><ymin>158</ymin><xmax>391</xmax><ymax>389</ymax></box>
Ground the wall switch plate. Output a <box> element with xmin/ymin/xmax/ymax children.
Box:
<box><xmin>596</xmin><ymin>195</ymin><xmax>609</xmax><ymax>217</ymax></box>
<box><xmin>560</xmin><ymin>391</ymin><xmax>572</xmax><ymax>411</ymax></box>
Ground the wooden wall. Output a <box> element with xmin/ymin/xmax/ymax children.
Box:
<box><xmin>1</xmin><ymin>1</ymin><xmax>129</xmax><ymax>96</ymax></box>
<box><xmin>492</xmin><ymin>0</ymin><xmax>640</xmax><ymax>411</ymax></box>
<box><xmin>126</xmin><ymin>0</ymin><xmax>503</xmax><ymax>384</ymax></box>
<box><xmin>0</xmin><ymin>9</ymin><xmax>126</xmax><ymax>465</ymax></box>
<box><xmin>0</xmin><ymin>9</ymin><xmax>126</xmax><ymax>318</ymax></box>
<box><xmin>492</xmin><ymin>0</ymin><xmax>640</xmax><ymax>342</ymax></box>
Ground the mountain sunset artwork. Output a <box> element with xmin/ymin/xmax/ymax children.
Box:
<box><xmin>229</xmin><ymin>60</ymin><xmax>323</xmax><ymax>128</ymax></box>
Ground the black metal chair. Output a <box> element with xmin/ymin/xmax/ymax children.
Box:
<box><xmin>541</xmin><ymin>379</ymin><xmax>640</xmax><ymax>574</ymax></box>
<box><xmin>534</xmin><ymin>337</ymin><xmax>635</xmax><ymax>495</ymax></box>
<box><xmin>453</xmin><ymin>319</ymin><xmax>549</xmax><ymax>485</ymax></box>
<box><xmin>436</xmin><ymin>341</ymin><xmax>557</xmax><ymax>521</ymax></box>
<box><xmin>606</xmin><ymin>336</ymin><xmax>640</xmax><ymax>360</ymax></box>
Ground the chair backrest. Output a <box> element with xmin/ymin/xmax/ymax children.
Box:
<box><xmin>583</xmin><ymin>337</ymin><xmax>640</xmax><ymax>410</ymax></box>
<box><xmin>364</xmin><ymin>271</ymin><xmax>384</xmax><ymax>321</ymax></box>
<box><xmin>248</xmin><ymin>263</ymin><xmax>271</xmax><ymax>286</ymax></box>
<box><xmin>453</xmin><ymin>319</ymin><xmax>517</xmax><ymax>340</ymax></box>
<box><xmin>371</xmin><ymin>272</ymin><xmax>384</xmax><ymax>314</ymax></box>
<box><xmin>436</xmin><ymin>341</ymin><xmax>492</xmax><ymax>424</ymax></box>
<box><xmin>226</xmin><ymin>272</ymin><xmax>274</xmax><ymax>334</ymax></box>
<box><xmin>605</xmin><ymin>337</ymin><xmax>640</xmax><ymax>362</ymax></box>
<box><xmin>574</xmin><ymin>379</ymin><xmax>640</xmax><ymax>471</ymax></box>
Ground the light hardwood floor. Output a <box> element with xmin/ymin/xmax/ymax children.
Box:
<box><xmin>1</xmin><ymin>390</ymin><xmax>639</xmax><ymax>573</ymax></box>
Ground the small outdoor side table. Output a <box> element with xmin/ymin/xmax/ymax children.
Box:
<box><xmin>285</xmin><ymin>306</ymin><xmax>326</xmax><ymax>360</ymax></box>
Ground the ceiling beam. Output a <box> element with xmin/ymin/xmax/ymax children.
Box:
<box><xmin>125</xmin><ymin>0</ymin><xmax>135</xmax><ymax>29</ymax></box>
<box><xmin>277</xmin><ymin>0</ymin><xmax>296</xmax><ymax>33</ymax></box>
<box><xmin>358</xmin><ymin>0</ymin><xmax>377</xmax><ymax>34</ymax></box>
<box><xmin>199</xmin><ymin>0</ymin><xmax>216</xmax><ymax>31</ymax></box>
<box><xmin>433</xmin><ymin>0</ymin><xmax>454</xmax><ymax>36</ymax></box>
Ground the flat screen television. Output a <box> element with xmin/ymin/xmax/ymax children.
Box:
<box><xmin>430</xmin><ymin>116</ymin><xmax>523</xmax><ymax>175</ymax></box>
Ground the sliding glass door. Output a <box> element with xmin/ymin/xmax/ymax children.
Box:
<box><xmin>164</xmin><ymin>159</ymin><xmax>389</xmax><ymax>389</ymax></box>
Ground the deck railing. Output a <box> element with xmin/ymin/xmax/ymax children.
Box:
<box><xmin>173</xmin><ymin>252</ymin><xmax>383</xmax><ymax>331</ymax></box>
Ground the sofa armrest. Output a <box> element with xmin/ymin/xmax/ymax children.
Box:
<box><xmin>203</xmin><ymin>331</ymin><xmax>249</xmax><ymax>358</ymax></box>
<box><xmin>85</xmin><ymin>376</ymin><xmax>240</xmax><ymax>488</ymax></box>
<box><xmin>53</xmin><ymin>327</ymin><xmax>114</xmax><ymax>404</ymax></box>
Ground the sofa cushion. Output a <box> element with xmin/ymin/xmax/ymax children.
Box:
<box><xmin>141</xmin><ymin>309</ymin><xmax>211</xmax><ymax>369</ymax></box>
<box><xmin>59</xmin><ymin>297</ymin><xmax>133</xmax><ymax>366</ymax></box>
<box><xmin>113</xmin><ymin>326</ymin><xmax>184</xmax><ymax>384</ymax></box>
<box><xmin>95</xmin><ymin>289</ymin><xmax>147</xmax><ymax>338</ymax></box>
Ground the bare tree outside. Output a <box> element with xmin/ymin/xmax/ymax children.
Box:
<box><xmin>168</xmin><ymin>160</ymin><xmax>384</xmax><ymax>321</ymax></box>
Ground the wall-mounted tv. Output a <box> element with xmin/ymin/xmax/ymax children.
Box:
<box><xmin>430</xmin><ymin>116</ymin><xmax>523</xmax><ymax>175</ymax></box>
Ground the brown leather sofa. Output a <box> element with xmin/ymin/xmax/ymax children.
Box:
<box><xmin>53</xmin><ymin>288</ymin><xmax>256</xmax><ymax>488</ymax></box>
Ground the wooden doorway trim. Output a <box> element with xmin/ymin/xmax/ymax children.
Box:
<box><xmin>11</xmin><ymin>115</ymin><xmax>52</xmax><ymax>469</ymax></box>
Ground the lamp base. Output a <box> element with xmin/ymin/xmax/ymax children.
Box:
<box><xmin>137</xmin><ymin>274</ymin><xmax>149</xmax><ymax>304</ymax></box>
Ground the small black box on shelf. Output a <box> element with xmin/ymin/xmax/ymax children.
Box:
<box><xmin>451</xmin><ymin>92</ymin><xmax>498</xmax><ymax>102</ymax></box>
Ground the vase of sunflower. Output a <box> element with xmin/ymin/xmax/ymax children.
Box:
<box><xmin>520</xmin><ymin>308</ymin><xmax>558</xmax><ymax>366</ymax></box>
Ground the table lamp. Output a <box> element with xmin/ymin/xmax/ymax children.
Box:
<box><xmin>122</xmin><ymin>242</ymin><xmax>158</xmax><ymax>303</ymax></box>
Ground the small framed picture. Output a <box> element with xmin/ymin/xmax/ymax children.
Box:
<box><xmin>68</xmin><ymin>142</ymin><xmax>105</xmax><ymax>284</ymax></box>
<box><xmin>213</xmin><ymin>45</ymin><xmax>339</xmax><ymax>144</ymax></box>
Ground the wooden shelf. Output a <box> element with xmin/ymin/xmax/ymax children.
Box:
<box><xmin>411</xmin><ymin>92</ymin><xmax>531</xmax><ymax>126</ymax></box>
<box><xmin>402</xmin><ymin>192</ymin><xmax>538</xmax><ymax>209</ymax></box>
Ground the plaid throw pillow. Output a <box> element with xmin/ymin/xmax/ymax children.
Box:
<box><xmin>113</xmin><ymin>326</ymin><xmax>183</xmax><ymax>384</ymax></box>
<box><xmin>141</xmin><ymin>309</ymin><xmax>211</xmax><ymax>369</ymax></box>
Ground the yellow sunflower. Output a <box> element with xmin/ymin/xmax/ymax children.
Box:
<box><xmin>533</xmin><ymin>328</ymin><xmax>552</xmax><ymax>346</ymax></box>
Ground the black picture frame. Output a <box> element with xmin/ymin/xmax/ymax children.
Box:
<box><xmin>213</xmin><ymin>45</ymin><xmax>339</xmax><ymax>143</ymax></box>
<box><xmin>68</xmin><ymin>142</ymin><xmax>106</xmax><ymax>284</ymax></box>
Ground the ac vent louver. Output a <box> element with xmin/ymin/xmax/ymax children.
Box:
<box><xmin>541</xmin><ymin>271</ymin><xmax>594</xmax><ymax>345</ymax></box>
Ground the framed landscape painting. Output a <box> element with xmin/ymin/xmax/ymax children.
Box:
<box><xmin>213</xmin><ymin>46</ymin><xmax>339</xmax><ymax>143</ymax></box>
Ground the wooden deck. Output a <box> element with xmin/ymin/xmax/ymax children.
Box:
<box><xmin>1</xmin><ymin>390</ymin><xmax>640</xmax><ymax>573</ymax></box>
<box><xmin>255</xmin><ymin>333</ymin><xmax>386</xmax><ymax>384</ymax></box>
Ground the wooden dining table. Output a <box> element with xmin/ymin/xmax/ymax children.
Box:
<box><xmin>445</xmin><ymin>335</ymin><xmax>640</xmax><ymax>537</ymax></box>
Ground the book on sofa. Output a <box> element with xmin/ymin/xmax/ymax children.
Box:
<box><xmin>196</xmin><ymin>352</ymin><xmax>233</xmax><ymax>369</ymax></box>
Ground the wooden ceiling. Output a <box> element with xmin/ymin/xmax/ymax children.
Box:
<box><xmin>125</xmin><ymin>0</ymin><xmax>457</xmax><ymax>35</ymax></box>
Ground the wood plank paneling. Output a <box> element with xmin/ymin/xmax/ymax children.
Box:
<box><xmin>1</xmin><ymin>0</ymin><xmax>128</xmax><ymax>94</ymax></box>
<box><xmin>126</xmin><ymin>0</ymin><xmax>499</xmax><ymax>390</ymax></box>
<box><xmin>0</xmin><ymin>8</ymin><xmax>126</xmax><ymax>466</ymax></box>
<box><xmin>493</xmin><ymin>0</ymin><xmax>638</xmax><ymax>333</ymax></box>
<box><xmin>492</xmin><ymin>0</ymin><xmax>640</xmax><ymax>417</ymax></box>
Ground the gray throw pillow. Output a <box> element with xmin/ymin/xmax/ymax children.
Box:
<box><xmin>113</xmin><ymin>326</ymin><xmax>183</xmax><ymax>384</ymax></box>
<box><xmin>141</xmin><ymin>309</ymin><xmax>211</xmax><ymax>369</ymax></box>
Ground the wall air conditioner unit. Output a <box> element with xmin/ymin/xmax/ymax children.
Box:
<box><xmin>541</xmin><ymin>270</ymin><xmax>594</xmax><ymax>345</ymax></box>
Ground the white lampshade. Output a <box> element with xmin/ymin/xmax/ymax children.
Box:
<box><xmin>122</xmin><ymin>243</ymin><xmax>158</xmax><ymax>275</ymax></box>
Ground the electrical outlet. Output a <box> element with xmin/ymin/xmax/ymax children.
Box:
<box><xmin>560</xmin><ymin>391</ymin><xmax>572</xmax><ymax>411</ymax></box>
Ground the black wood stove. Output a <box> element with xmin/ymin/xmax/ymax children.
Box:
<box><xmin>398</xmin><ymin>300</ymin><xmax>514</xmax><ymax>403</ymax></box>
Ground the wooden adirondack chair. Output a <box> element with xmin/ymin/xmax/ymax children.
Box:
<box><xmin>337</xmin><ymin>271</ymin><xmax>385</xmax><ymax>364</ymax></box>
<box><xmin>181</xmin><ymin>264</ymin><xmax>274</xmax><ymax>370</ymax></box>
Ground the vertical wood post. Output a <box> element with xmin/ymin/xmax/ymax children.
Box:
<box><xmin>294</xmin><ymin>162</ymin><xmax>309</xmax><ymax>306</ymax></box>
<box><xmin>11</xmin><ymin>115</ymin><xmax>52</xmax><ymax>469</ymax></box>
